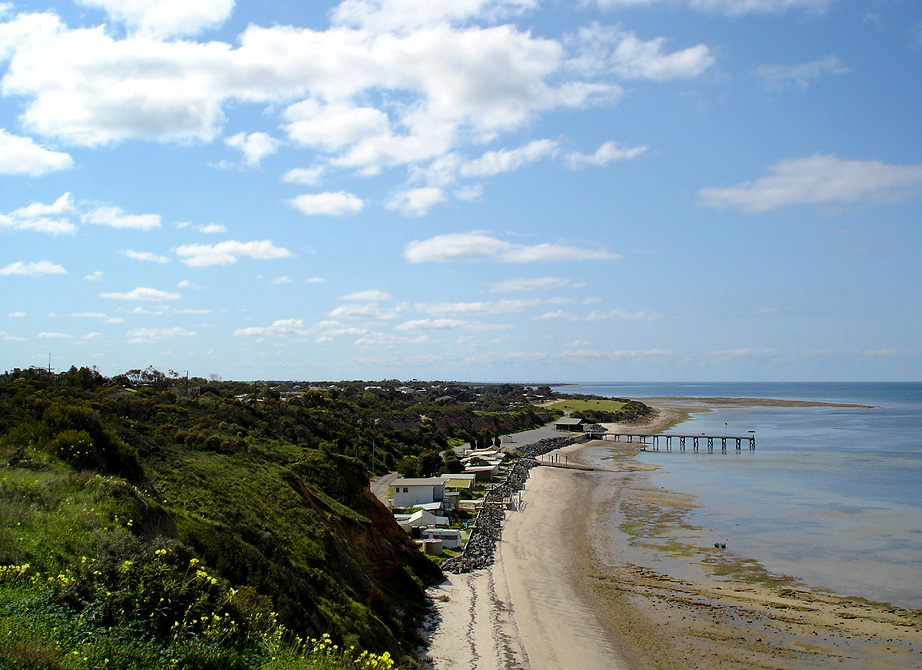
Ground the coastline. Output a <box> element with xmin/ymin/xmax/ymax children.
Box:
<box><xmin>424</xmin><ymin>399</ymin><xmax>922</xmax><ymax>669</ymax></box>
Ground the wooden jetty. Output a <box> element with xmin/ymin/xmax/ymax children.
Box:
<box><xmin>598</xmin><ymin>432</ymin><xmax>755</xmax><ymax>451</ymax></box>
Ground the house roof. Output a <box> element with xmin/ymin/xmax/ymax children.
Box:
<box><xmin>391</xmin><ymin>477</ymin><xmax>446</xmax><ymax>487</ymax></box>
<box><xmin>443</xmin><ymin>477</ymin><xmax>476</xmax><ymax>490</ymax></box>
<box><xmin>555</xmin><ymin>417</ymin><xmax>584</xmax><ymax>425</ymax></box>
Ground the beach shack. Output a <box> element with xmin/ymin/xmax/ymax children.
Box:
<box><xmin>554</xmin><ymin>417</ymin><xmax>584</xmax><ymax>432</ymax></box>
<box><xmin>389</xmin><ymin>477</ymin><xmax>445</xmax><ymax>509</ymax></box>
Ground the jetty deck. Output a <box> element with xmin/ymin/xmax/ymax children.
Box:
<box><xmin>598</xmin><ymin>432</ymin><xmax>756</xmax><ymax>451</ymax></box>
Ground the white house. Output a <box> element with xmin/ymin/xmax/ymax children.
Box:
<box><xmin>389</xmin><ymin>477</ymin><xmax>445</xmax><ymax>509</ymax></box>
<box><xmin>422</xmin><ymin>527</ymin><xmax>462</xmax><ymax>549</ymax></box>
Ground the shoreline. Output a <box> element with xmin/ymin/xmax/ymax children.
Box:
<box><xmin>424</xmin><ymin>398</ymin><xmax>922</xmax><ymax>669</ymax></box>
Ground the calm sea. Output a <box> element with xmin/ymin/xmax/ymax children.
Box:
<box><xmin>551</xmin><ymin>382</ymin><xmax>922</xmax><ymax>610</ymax></box>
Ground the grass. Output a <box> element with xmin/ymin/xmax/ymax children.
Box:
<box><xmin>548</xmin><ymin>399</ymin><xmax>628</xmax><ymax>414</ymax></box>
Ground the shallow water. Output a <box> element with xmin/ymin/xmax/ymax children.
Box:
<box><xmin>553</xmin><ymin>382</ymin><xmax>922</xmax><ymax>610</ymax></box>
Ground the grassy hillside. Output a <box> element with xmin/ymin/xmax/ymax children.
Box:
<box><xmin>0</xmin><ymin>368</ymin><xmax>555</xmax><ymax>669</ymax></box>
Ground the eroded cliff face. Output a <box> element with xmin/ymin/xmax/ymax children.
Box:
<box><xmin>168</xmin><ymin>451</ymin><xmax>442</xmax><ymax>659</ymax></box>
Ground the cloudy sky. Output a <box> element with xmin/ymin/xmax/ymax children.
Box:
<box><xmin>1</xmin><ymin>0</ymin><xmax>920</xmax><ymax>382</ymax></box>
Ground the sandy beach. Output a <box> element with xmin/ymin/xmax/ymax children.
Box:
<box><xmin>424</xmin><ymin>403</ymin><xmax>922</xmax><ymax>670</ymax></box>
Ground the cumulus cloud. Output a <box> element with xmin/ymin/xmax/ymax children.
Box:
<box><xmin>404</xmin><ymin>232</ymin><xmax>622</xmax><ymax>263</ymax></box>
<box><xmin>385</xmin><ymin>187</ymin><xmax>445</xmax><ymax>216</ymax></box>
<box><xmin>535</xmin><ymin>307</ymin><xmax>660</xmax><ymax>321</ymax></box>
<box><xmin>283</xmin><ymin>166</ymin><xmax>325</xmax><ymax>185</ymax></box>
<box><xmin>0</xmin><ymin>129</ymin><xmax>73</xmax><ymax>175</ymax></box>
<box><xmin>565</xmin><ymin>140</ymin><xmax>648</xmax><ymax>170</ymax></box>
<box><xmin>415</xmin><ymin>299</ymin><xmax>541</xmax><ymax>316</ymax></box>
<box><xmin>84</xmin><ymin>206</ymin><xmax>161</xmax><ymax>230</ymax></box>
<box><xmin>501</xmin><ymin>242</ymin><xmax>622</xmax><ymax>263</ymax></box>
<box><xmin>291</xmin><ymin>192</ymin><xmax>364</xmax><ymax>216</ymax></box>
<box><xmin>756</xmin><ymin>55</ymin><xmax>848</xmax><ymax>91</ymax></box>
<box><xmin>0</xmin><ymin>260</ymin><xmax>67</xmax><ymax>276</ymax></box>
<box><xmin>120</xmin><ymin>249</ymin><xmax>169</xmax><ymax>263</ymax></box>
<box><xmin>459</xmin><ymin>139</ymin><xmax>559</xmax><ymax>177</ymax></box>
<box><xmin>77</xmin><ymin>0</ymin><xmax>235</xmax><ymax>39</ymax></box>
<box><xmin>225</xmin><ymin>131</ymin><xmax>281</xmax><ymax>165</ymax></box>
<box><xmin>591</xmin><ymin>0</ymin><xmax>831</xmax><ymax>15</ymax></box>
<box><xmin>127</xmin><ymin>326</ymin><xmax>197</xmax><ymax>343</ymax></box>
<box><xmin>698</xmin><ymin>154</ymin><xmax>922</xmax><ymax>213</ymax></box>
<box><xmin>404</xmin><ymin>232</ymin><xmax>513</xmax><ymax>262</ymax></box>
<box><xmin>328</xmin><ymin>303</ymin><xmax>402</xmax><ymax>320</ymax></box>
<box><xmin>0</xmin><ymin>7</ymin><xmax>617</xmax><ymax>162</ymax></box>
<box><xmin>234</xmin><ymin>319</ymin><xmax>310</xmax><ymax>337</ymax></box>
<box><xmin>393</xmin><ymin>318</ymin><xmax>468</xmax><ymax>331</ymax></box>
<box><xmin>173</xmin><ymin>240</ymin><xmax>294</xmax><ymax>267</ymax></box>
<box><xmin>99</xmin><ymin>286</ymin><xmax>181</xmax><ymax>300</ymax></box>
<box><xmin>339</xmin><ymin>289</ymin><xmax>393</xmax><ymax>301</ymax></box>
<box><xmin>3</xmin><ymin>193</ymin><xmax>78</xmax><ymax>236</ymax></box>
<box><xmin>566</xmin><ymin>24</ymin><xmax>714</xmax><ymax>81</ymax></box>
<box><xmin>490</xmin><ymin>277</ymin><xmax>586</xmax><ymax>292</ymax></box>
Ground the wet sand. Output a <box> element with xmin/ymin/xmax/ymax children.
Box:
<box><xmin>424</xmin><ymin>401</ymin><xmax>922</xmax><ymax>669</ymax></box>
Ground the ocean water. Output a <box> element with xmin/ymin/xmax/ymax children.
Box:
<box><xmin>552</xmin><ymin>382</ymin><xmax>922</xmax><ymax>610</ymax></box>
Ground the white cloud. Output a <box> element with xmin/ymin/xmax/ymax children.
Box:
<box><xmin>173</xmin><ymin>240</ymin><xmax>294</xmax><ymax>267</ymax></box>
<box><xmin>305</xmin><ymin>277</ymin><xmax>327</xmax><ymax>284</ymax></box>
<box><xmin>291</xmin><ymin>192</ymin><xmax>364</xmax><ymax>216</ymax></box>
<box><xmin>416</xmin><ymin>299</ymin><xmax>541</xmax><ymax>316</ymax></box>
<box><xmin>197</xmin><ymin>223</ymin><xmax>226</xmax><ymax>234</ymax></box>
<box><xmin>8</xmin><ymin>311</ymin><xmax>26</xmax><ymax>317</ymax></box>
<box><xmin>0</xmin><ymin>129</ymin><xmax>73</xmax><ymax>175</ymax></box>
<box><xmin>38</xmin><ymin>331</ymin><xmax>72</xmax><ymax>339</ymax></box>
<box><xmin>328</xmin><ymin>303</ymin><xmax>402</xmax><ymax>320</ymax></box>
<box><xmin>459</xmin><ymin>139</ymin><xmax>559</xmax><ymax>177</ymax></box>
<box><xmin>404</xmin><ymin>232</ymin><xmax>622</xmax><ymax>263</ymax></box>
<box><xmin>121</xmin><ymin>249</ymin><xmax>169</xmax><ymax>263</ymax></box>
<box><xmin>284</xmin><ymin>100</ymin><xmax>390</xmax><ymax>150</ymax></box>
<box><xmin>404</xmin><ymin>232</ymin><xmax>513</xmax><ymax>262</ymax></box>
<box><xmin>756</xmin><ymin>55</ymin><xmax>848</xmax><ymax>91</ymax></box>
<box><xmin>0</xmin><ymin>260</ymin><xmax>67</xmax><ymax>276</ymax></box>
<box><xmin>566</xmin><ymin>24</ymin><xmax>714</xmax><ymax>81</ymax></box>
<box><xmin>271</xmin><ymin>276</ymin><xmax>292</xmax><ymax>285</ymax></box>
<box><xmin>283</xmin><ymin>166</ymin><xmax>325</xmax><ymax>185</ymax></box>
<box><xmin>698</xmin><ymin>154</ymin><xmax>922</xmax><ymax>213</ymax></box>
<box><xmin>393</xmin><ymin>318</ymin><xmax>471</xmax><ymax>331</ymax></box>
<box><xmin>127</xmin><ymin>326</ymin><xmax>198</xmax><ymax>342</ymax></box>
<box><xmin>84</xmin><ymin>206</ymin><xmax>161</xmax><ymax>230</ymax></box>
<box><xmin>3</xmin><ymin>193</ymin><xmax>78</xmax><ymax>236</ymax></box>
<box><xmin>0</xmin><ymin>9</ymin><xmax>614</xmax><ymax>163</ymax></box>
<box><xmin>535</xmin><ymin>307</ymin><xmax>660</xmax><ymax>321</ymax></box>
<box><xmin>565</xmin><ymin>140</ymin><xmax>648</xmax><ymax>170</ymax></box>
<box><xmin>331</xmin><ymin>0</ymin><xmax>539</xmax><ymax>33</ymax></box>
<box><xmin>385</xmin><ymin>187</ymin><xmax>445</xmax><ymax>216</ymax></box>
<box><xmin>490</xmin><ymin>276</ymin><xmax>586</xmax><ymax>292</ymax></box>
<box><xmin>501</xmin><ymin>242</ymin><xmax>622</xmax><ymax>263</ymax></box>
<box><xmin>592</xmin><ymin>0</ymin><xmax>831</xmax><ymax>15</ymax></box>
<box><xmin>99</xmin><ymin>286</ymin><xmax>181</xmax><ymax>300</ymax></box>
<box><xmin>234</xmin><ymin>318</ymin><xmax>309</xmax><ymax>337</ymax></box>
<box><xmin>339</xmin><ymin>290</ymin><xmax>393</xmax><ymax>301</ymax></box>
<box><xmin>84</xmin><ymin>270</ymin><xmax>103</xmax><ymax>281</ymax></box>
<box><xmin>77</xmin><ymin>0</ymin><xmax>235</xmax><ymax>38</ymax></box>
<box><xmin>225</xmin><ymin>131</ymin><xmax>281</xmax><ymax>165</ymax></box>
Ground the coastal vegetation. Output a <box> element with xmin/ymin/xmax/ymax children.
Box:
<box><xmin>547</xmin><ymin>397</ymin><xmax>652</xmax><ymax>424</ymax></box>
<box><xmin>0</xmin><ymin>366</ymin><xmax>558</xmax><ymax>669</ymax></box>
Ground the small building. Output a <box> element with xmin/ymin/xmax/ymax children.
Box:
<box><xmin>441</xmin><ymin>473</ymin><xmax>477</xmax><ymax>491</ymax></box>
<box><xmin>389</xmin><ymin>477</ymin><xmax>445</xmax><ymax>509</ymax></box>
<box><xmin>464</xmin><ymin>463</ymin><xmax>499</xmax><ymax>482</ymax></box>
<box><xmin>554</xmin><ymin>417</ymin><xmax>584</xmax><ymax>432</ymax></box>
<box><xmin>422</xmin><ymin>527</ymin><xmax>462</xmax><ymax>549</ymax></box>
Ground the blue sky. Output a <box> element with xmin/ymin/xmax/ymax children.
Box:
<box><xmin>1</xmin><ymin>0</ymin><xmax>921</xmax><ymax>382</ymax></box>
